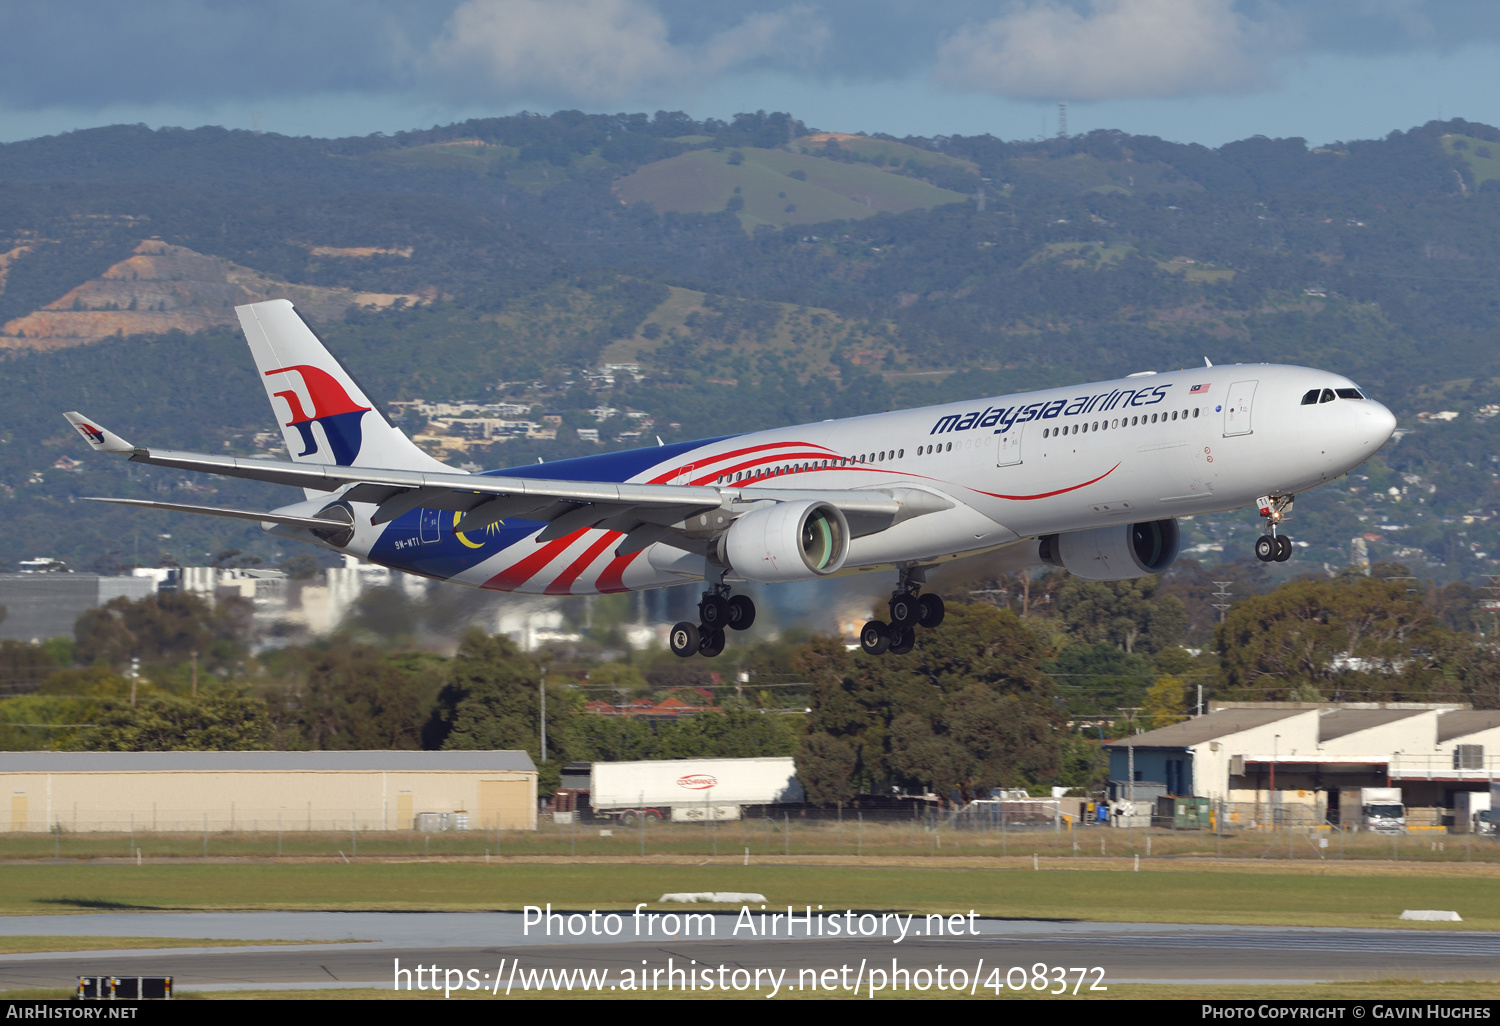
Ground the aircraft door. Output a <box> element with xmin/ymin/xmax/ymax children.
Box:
<box><xmin>1223</xmin><ymin>380</ymin><xmax>1257</xmax><ymax>436</ymax></box>
<box><xmin>996</xmin><ymin>424</ymin><xmax>1024</xmax><ymax>466</ymax></box>
<box><xmin>419</xmin><ymin>508</ymin><xmax>442</xmax><ymax>544</ymax></box>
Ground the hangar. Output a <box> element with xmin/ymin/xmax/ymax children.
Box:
<box><xmin>0</xmin><ymin>750</ymin><xmax>538</xmax><ymax>833</ymax></box>
<box><xmin>1106</xmin><ymin>702</ymin><xmax>1500</xmax><ymax>827</ymax></box>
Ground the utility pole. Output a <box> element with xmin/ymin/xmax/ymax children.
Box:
<box><xmin>539</xmin><ymin>665</ymin><xmax>548</xmax><ymax>763</ymax></box>
<box><xmin>1483</xmin><ymin>575</ymin><xmax>1500</xmax><ymax>638</ymax></box>
<box><xmin>1271</xmin><ymin>733</ymin><xmax>1280</xmax><ymax>828</ymax></box>
<box><xmin>190</xmin><ymin>650</ymin><xmax>198</xmax><ymax>698</ymax></box>
<box><xmin>129</xmin><ymin>657</ymin><xmax>139</xmax><ymax>707</ymax></box>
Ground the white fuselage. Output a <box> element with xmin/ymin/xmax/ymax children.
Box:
<box><xmin>306</xmin><ymin>363</ymin><xmax>1395</xmax><ymax>595</ymax></box>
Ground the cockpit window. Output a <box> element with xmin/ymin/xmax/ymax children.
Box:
<box><xmin>1335</xmin><ymin>388</ymin><xmax>1365</xmax><ymax>400</ymax></box>
<box><xmin>1301</xmin><ymin>389</ymin><xmax>1320</xmax><ymax>405</ymax></box>
<box><xmin>1319</xmin><ymin>389</ymin><xmax>1336</xmax><ymax>403</ymax></box>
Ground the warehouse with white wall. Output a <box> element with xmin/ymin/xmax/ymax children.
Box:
<box><xmin>1107</xmin><ymin>702</ymin><xmax>1500</xmax><ymax>827</ymax></box>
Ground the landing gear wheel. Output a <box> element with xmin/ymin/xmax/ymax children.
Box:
<box><xmin>889</xmin><ymin>592</ymin><xmax>919</xmax><ymax>628</ymax></box>
<box><xmin>1275</xmin><ymin>536</ymin><xmax>1293</xmax><ymax>562</ymax></box>
<box><xmin>860</xmin><ymin>620</ymin><xmax>892</xmax><ymax>656</ymax></box>
<box><xmin>916</xmin><ymin>593</ymin><xmax>946</xmax><ymax>629</ymax></box>
<box><xmin>887</xmin><ymin>626</ymin><xmax>916</xmax><ymax>655</ymax></box>
<box><xmin>669</xmin><ymin>621</ymin><xmax>700</xmax><ymax>658</ymax></box>
<box><xmin>698</xmin><ymin>595</ymin><xmax>731</xmax><ymax>631</ymax></box>
<box><xmin>1254</xmin><ymin>535</ymin><xmax>1276</xmax><ymax>562</ymax></box>
<box><xmin>727</xmin><ymin>594</ymin><xmax>756</xmax><ymax>631</ymax></box>
<box><xmin>698</xmin><ymin>628</ymin><xmax>726</xmax><ymax>658</ymax></box>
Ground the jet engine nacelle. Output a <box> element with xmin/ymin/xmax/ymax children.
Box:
<box><xmin>1040</xmin><ymin>518</ymin><xmax>1180</xmax><ymax>581</ymax></box>
<box><xmin>721</xmin><ymin>499</ymin><xmax>850</xmax><ymax>584</ymax></box>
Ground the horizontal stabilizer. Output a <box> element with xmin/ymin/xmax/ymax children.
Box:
<box><xmin>84</xmin><ymin>497</ymin><xmax>347</xmax><ymax>531</ymax></box>
<box><xmin>63</xmin><ymin>413</ymin><xmax>135</xmax><ymax>454</ymax></box>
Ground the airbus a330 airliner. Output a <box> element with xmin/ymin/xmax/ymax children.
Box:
<box><xmin>66</xmin><ymin>299</ymin><xmax>1396</xmax><ymax>658</ymax></box>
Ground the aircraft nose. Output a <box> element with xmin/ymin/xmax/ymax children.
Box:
<box><xmin>1362</xmin><ymin>401</ymin><xmax>1397</xmax><ymax>448</ymax></box>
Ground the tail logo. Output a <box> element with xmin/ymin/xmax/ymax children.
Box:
<box><xmin>73</xmin><ymin>422</ymin><xmax>105</xmax><ymax>446</ymax></box>
<box><xmin>265</xmin><ymin>364</ymin><xmax>371</xmax><ymax>466</ymax></box>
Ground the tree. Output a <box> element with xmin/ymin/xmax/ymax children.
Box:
<box><xmin>69</xmin><ymin>684</ymin><xmax>273</xmax><ymax>751</ymax></box>
<box><xmin>1044</xmin><ymin>642</ymin><xmax>1156</xmax><ymax>717</ymax></box>
<box><xmin>0</xmin><ymin>640</ymin><xmax>61</xmax><ymax>694</ymax></box>
<box><xmin>1216</xmin><ymin>572</ymin><xmax>1447</xmax><ymax>700</ymax></box>
<box><xmin>291</xmin><ymin>645</ymin><xmax>442</xmax><ymax>750</ymax></box>
<box><xmin>435</xmin><ymin>630</ymin><xmax>565</xmax><ymax>770</ymax></box>
<box><xmin>1141</xmin><ymin>674</ymin><xmax>1189</xmax><ymax>729</ymax></box>
<box><xmin>796</xmin><ymin>604</ymin><xmax>1063</xmax><ymax>803</ymax></box>
<box><xmin>1057</xmin><ymin>577</ymin><xmax>1187</xmax><ymax>654</ymax></box>
<box><xmin>75</xmin><ymin>593</ymin><xmax>250</xmax><ymax>672</ymax></box>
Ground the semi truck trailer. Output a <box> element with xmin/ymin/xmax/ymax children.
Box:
<box><xmin>589</xmin><ymin>757</ymin><xmax>804</xmax><ymax>822</ymax></box>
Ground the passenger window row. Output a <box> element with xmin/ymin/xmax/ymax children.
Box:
<box><xmin>1041</xmin><ymin>408</ymin><xmax>1201</xmax><ymax>439</ymax></box>
<box><xmin>718</xmin><ymin>450</ymin><xmax>908</xmax><ymax>485</ymax></box>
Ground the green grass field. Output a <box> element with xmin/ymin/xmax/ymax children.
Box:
<box><xmin>6</xmin><ymin>860</ymin><xmax>1500</xmax><ymax>930</ymax></box>
<box><xmin>595</xmin><ymin>283</ymin><xmax>893</xmax><ymax>379</ymax></box>
<box><xmin>613</xmin><ymin>147</ymin><xmax>969</xmax><ymax>230</ymax></box>
<box><xmin>5</xmin><ymin>819</ymin><xmax>1492</xmax><ymax>865</ymax></box>
<box><xmin>1443</xmin><ymin>133</ymin><xmax>1500</xmax><ymax>187</ymax></box>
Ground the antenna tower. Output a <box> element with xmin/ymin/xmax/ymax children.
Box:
<box><xmin>1057</xmin><ymin>101</ymin><xmax>1067</xmax><ymax>139</ymax></box>
<box><xmin>1211</xmin><ymin>581</ymin><xmax>1234</xmax><ymax>623</ymax></box>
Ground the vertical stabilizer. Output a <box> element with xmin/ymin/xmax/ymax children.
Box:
<box><xmin>235</xmin><ymin>300</ymin><xmax>452</xmax><ymax>474</ymax></box>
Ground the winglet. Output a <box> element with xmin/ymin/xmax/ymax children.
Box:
<box><xmin>63</xmin><ymin>412</ymin><xmax>136</xmax><ymax>454</ymax></box>
<box><xmin>1204</xmin><ymin>357</ymin><xmax>1213</xmax><ymax>368</ymax></box>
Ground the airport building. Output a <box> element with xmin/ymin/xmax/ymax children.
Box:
<box><xmin>1106</xmin><ymin>702</ymin><xmax>1500</xmax><ymax>827</ymax></box>
<box><xmin>0</xmin><ymin>573</ymin><xmax>155</xmax><ymax>643</ymax></box>
<box><xmin>0</xmin><ymin>750</ymin><xmax>538</xmax><ymax>833</ymax></box>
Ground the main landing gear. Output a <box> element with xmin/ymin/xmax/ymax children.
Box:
<box><xmin>670</xmin><ymin>581</ymin><xmax>756</xmax><ymax>659</ymax></box>
<box><xmin>1254</xmin><ymin>494</ymin><xmax>1295</xmax><ymax>563</ymax></box>
<box><xmin>860</xmin><ymin>569</ymin><xmax>945</xmax><ymax>656</ymax></box>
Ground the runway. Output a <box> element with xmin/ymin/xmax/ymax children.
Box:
<box><xmin>3</xmin><ymin>913</ymin><xmax>1498</xmax><ymax>992</ymax></box>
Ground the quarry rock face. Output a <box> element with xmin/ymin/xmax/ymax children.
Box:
<box><xmin>0</xmin><ymin>240</ymin><xmax>419</xmax><ymax>348</ymax></box>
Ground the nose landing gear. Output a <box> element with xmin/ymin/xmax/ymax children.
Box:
<box><xmin>1254</xmin><ymin>494</ymin><xmax>1295</xmax><ymax>563</ymax></box>
<box><xmin>670</xmin><ymin>580</ymin><xmax>757</xmax><ymax>658</ymax></box>
<box><xmin>861</xmin><ymin>568</ymin><xmax>944</xmax><ymax>656</ymax></box>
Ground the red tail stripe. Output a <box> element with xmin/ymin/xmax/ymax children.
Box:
<box><xmin>483</xmin><ymin>530</ymin><xmax>586</xmax><ymax>591</ymax></box>
<box><xmin>545</xmin><ymin>531</ymin><xmax>620</xmax><ymax>595</ymax></box>
<box><xmin>645</xmin><ymin>440</ymin><xmax>833</xmax><ymax>485</ymax></box>
<box><xmin>596</xmin><ymin>549</ymin><xmax>643</xmax><ymax>594</ymax></box>
<box><xmin>690</xmin><ymin>450</ymin><xmax>844</xmax><ymax>485</ymax></box>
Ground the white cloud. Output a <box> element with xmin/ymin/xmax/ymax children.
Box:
<box><xmin>427</xmin><ymin>0</ymin><xmax>824</xmax><ymax>104</ymax></box>
<box><xmin>936</xmin><ymin>0</ymin><xmax>1294</xmax><ymax>101</ymax></box>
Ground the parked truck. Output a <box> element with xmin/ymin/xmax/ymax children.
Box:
<box><xmin>1359</xmin><ymin>787</ymin><xmax>1405</xmax><ymax>834</ymax></box>
<box><xmin>1454</xmin><ymin>791</ymin><xmax>1492</xmax><ymax>835</ymax></box>
<box><xmin>589</xmin><ymin>757</ymin><xmax>804</xmax><ymax>823</ymax></box>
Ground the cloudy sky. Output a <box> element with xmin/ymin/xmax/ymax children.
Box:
<box><xmin>2</xmin><ymin>0</ymin><xmax>1498</xmax><ymax>146</ymax></box>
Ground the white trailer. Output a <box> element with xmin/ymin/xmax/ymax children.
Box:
<box><xmin>590</xmin><ymin>757</ymin><xmax>804</xmax><ymax>822</ymax></box>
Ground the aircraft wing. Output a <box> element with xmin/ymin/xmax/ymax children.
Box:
<box><xmin>66</xmin><ymin>414</ymin><xmax>947</xmax><ymax>556</ymax></box>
